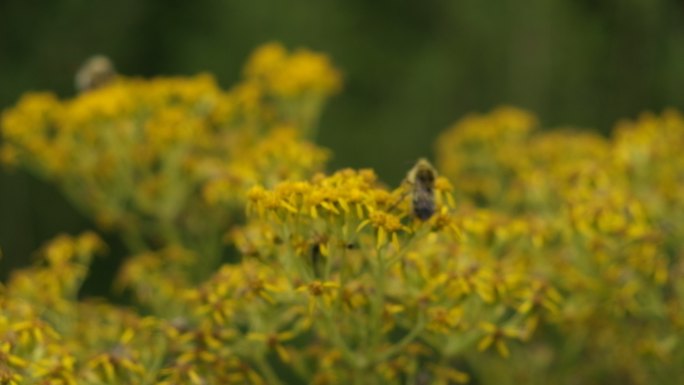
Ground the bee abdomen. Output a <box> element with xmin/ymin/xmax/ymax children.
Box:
<box><xmin>413</xmin><ymin>197</ymin><xmax>435</xmax><ymax>220</ymax></box>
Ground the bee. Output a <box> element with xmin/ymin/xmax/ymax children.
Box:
<box><xmin>405</xmin><ymin>158</ymin><xmax>437</xmax><ymax>220</ymax></box>
<box><xmin>75</xmin><ymin>55</ymin><xmax>116</xmax><ymax>93</ymax></box>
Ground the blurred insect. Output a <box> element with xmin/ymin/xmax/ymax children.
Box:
<box><xmin>406</xmin><ymin>158</ymin><xmax>437</xmax><ymax>220</ymax></box>
<box><xmin>75</xmin><ymin>55</ymin><xmax>116</xmax><ymax>93</ymax></box>
<box><xmin>389</xmin><ymin>158</ymin><xmax>437</xmax><ymax>220</ymax></box>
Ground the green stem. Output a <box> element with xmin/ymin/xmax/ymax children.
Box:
<box><xmin>386</xmin><ymin>226</ymin><xmax>430</xmax><ymax>267</ymax></box>
<box><xmin>253</xmin><ymin>354</ymin><xmax>284</xmax><ymax>385</ymax></box>
<box><xmin>319</xmin><ymin>301</ymin><xmax>359</xmax><ymax>367</ymax></box>
<box><xmin>122</xmin><ymin>226</ymin><xmax>149</xmax><ymax>253</ymax></box>
<box><xmin>368</xmin><ymin>247</ymin><xmax>387</xmax><ymax>363</ymax></box>
<box><xmin>374</xmin><ymin>310</ymin><xmax>426</xmax><ymax>364</ymax></box>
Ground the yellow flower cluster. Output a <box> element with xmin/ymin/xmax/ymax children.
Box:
<box><xmin>245</xmin><ymin>42</ymin><xmax>341</xmax><ymax>98</ymax></box>
<box><xmin>239</xmin><ymin>42</ymin><xmax>342</xmax><ymax>138</ymax></box>
<box><xmin>2</xmin><ymin>181</ymin><xmax>553</xmax><ymax>384</ymax></box>
<box><xmin>2</xmin><ymin>42</ymin><xmax>684</xmax><ymax>384</ymax></box>
<box><xmin>1</xmin><ymin>43</ymin><xmax>338</xmax><ymax>277</ymax></box>
<box><xmin>107</xmin><ymin>167</ymin><xmax>562</xmax><ymax>384</ymax></box>
<box><xmin>436</xmin><ymin>107</ymin><xmax>684</xmax><ymax>384</ymax></box>
<box><xmin>1</xmin><ymin>233</ymin><xmax>105</xmax><ymax>385</ymax></box>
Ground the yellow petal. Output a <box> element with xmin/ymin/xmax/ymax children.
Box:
<box><xmin>376</xmin><ymin>227</ymin><xmax>387</xmax><ymax>248</ymax></box>
<box><xmin>276</xmin><ymin>344</ymin><xmax>291</xmax><ymax>363</ymax></box>
<box><xmin>320</xmin><ymin>242</ymin><xmax>330</xmax><ymax>257</ymax></box>
<box><xmin>496</xmin><ymin>340</ymin><xmax>510</xmax><ymax>358</ymax></box>
<box><xmin>120</xmin><ymin>328</ymin><xmax>134</xmax><ymax>344</ymax></box>
<box><xmin>478</xmin><ymin>335</ymin><xmax>494</xmax><ymax>352</ymax></box>
<box><xmin>356</xmin><ymin>220</ymin><xmax>370</xmax><ymax>233</ymax></box>
<box><xmin>391</xmin><ymin>232</ymin><xmax>400</xmax><ymax>250</ymax></box>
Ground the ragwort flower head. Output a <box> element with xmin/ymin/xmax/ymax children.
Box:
<box><xmin>1</xmin><ymin>43</ymin><xmax>338</xmax><ymax>280</ymax></box>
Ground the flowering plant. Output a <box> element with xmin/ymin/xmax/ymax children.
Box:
<box><xmin>1</xmin><ymin>44</ymin><xmax>683</xmax><ymax>385</ymax></box>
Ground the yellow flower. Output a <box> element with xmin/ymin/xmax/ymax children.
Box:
<box><xmin>426</xmin><ymin>306</ymin><xmax>464</xmax><ymax>334</ymax></box>
<box><xmin>426</xmin><ymin>363</ymin><xmax>470</xmax><ymax>384</ymax></box>
<box><xmin>298</xmin><ymin>280</ymin><xmax>340</xmax><ymax>313</ymax></box>
<box><xmin>244</xmin><ymin>42</ymin><xmax>288</xmax><ymax>79</ymax></box>
<box><xmin>357</xmin><ymin>210</ymin><xmax>408</xmax><ymax>249</ymax></box>
<box><xmin>247</xmin><ymin>330</ymin><xmax>297</xmax><ymax>363</ymax></box>
<box><xmin>477</xmin><ymin>322</ymin><xmax>524</xmax><ymax>358</ymax></box>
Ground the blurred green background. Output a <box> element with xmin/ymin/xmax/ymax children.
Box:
<box><xmin>2</xmin><ymin>0</ymin><xmax>684</xmax><ymax>280</ymax></box>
